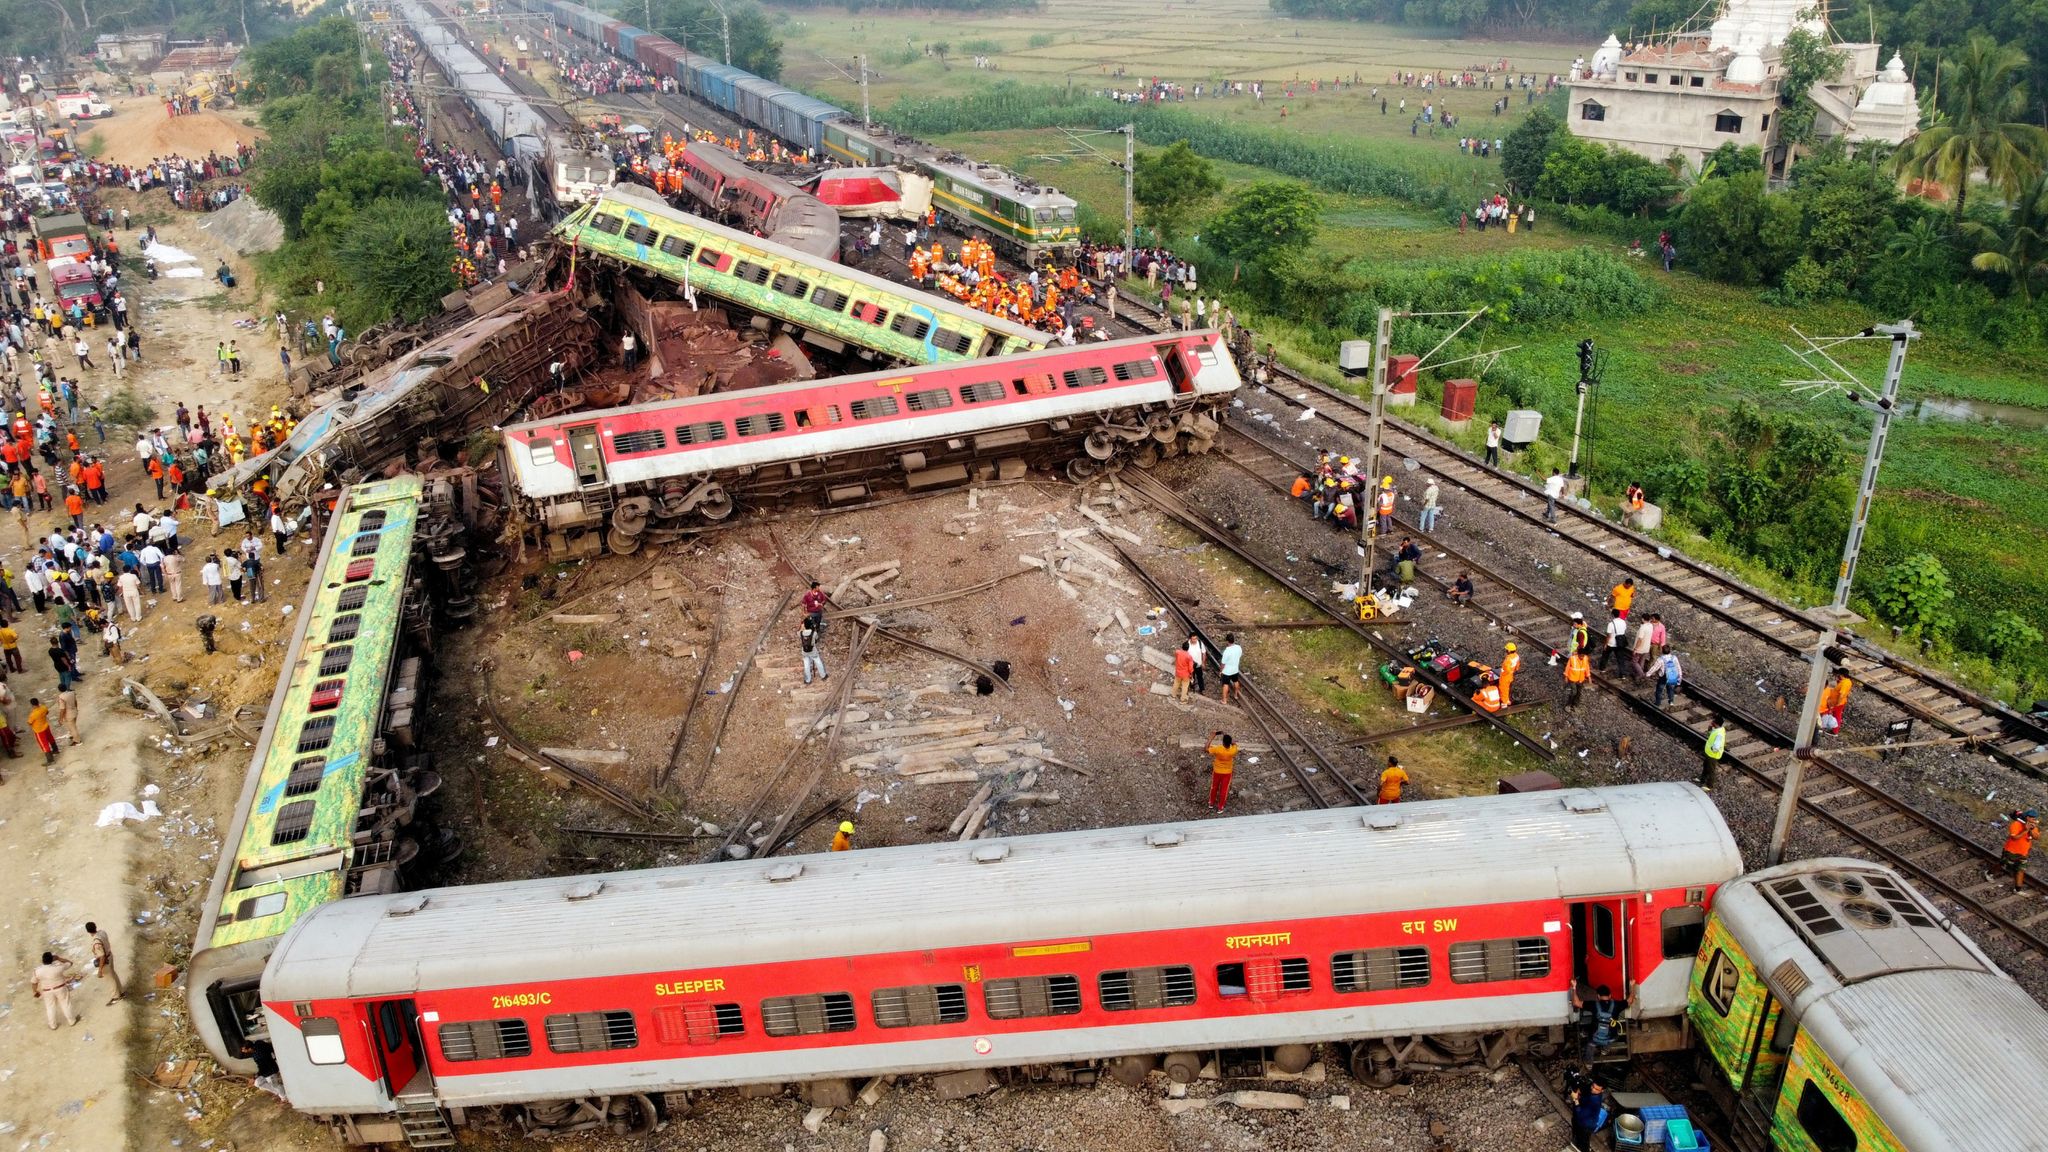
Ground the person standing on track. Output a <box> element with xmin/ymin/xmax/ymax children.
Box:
<box><xmin>1185</xmin><ymin>632</ymin><xmax>1208</xmax><ymax>696</ymax></box>
<box><xmin>1654</xmin><ymin>646</ymin><xmax>1683</xmax><ymax>708</ymax></box>
<box><xmin>1417</xmin><ymin>475</ymin><xmax>1441</xmax><ymax>533</ymax></box>
<box><xmin>1597</xmin><ymin>608</ymin><xmax>1628</xmax><ymax>674</ymax></box>
<box><xmin>1544</xmin><ymin>469</ymin><xmax>1565</xmax><ymax>524</ymax></box>
<box><xmin>1697</xmin><ymin>717</ymin><xmax>1726</xmax><ymax>791</ymax></box>
<box><xmin>1498</xmin><ymin>642</ymin><xmax>1521</xmax><ymax>706</ymax></box>
<box><xmin>1376</xmin><ymin>755</ymin><xmax>1408</xmax><ymax>804</ymax></box>
<box><xmin>1173</xmin><ymin>644</ymin><xmax>1194</xmax><ymax>702</ymax></box>
<box><xmin>1999</xmin><ymin>810</ymin><xmax>2039</xmax><ymax>890</ymax></box>
<box><xmin>1204</xmin><ymin>731</ymin><xmax>1239</xmax><ymax>811</ymax></box>
<box><xmin>1567</xmin><ymin>1072</ymin><xmax>1609</xmax><ymax>1152</ymax></box>
<box><xmin>1484</xmin><ymin>420</ymin><xmax>1501</xmax><ymax>467</ymax></box>
<box><xmin>1219</xmin><ymin>633</ymin><xmax>1243</xmax><ymax>705</ymax></box>
<box><xmin>1375</xmin><ymin>477</ymin><xmax>1396</xmax><ymax>536</ymax></box>
<box><xmin>1609</xmin><ymin>578</ymin><xmax>1635</xmax><ymax>620</ymax></box>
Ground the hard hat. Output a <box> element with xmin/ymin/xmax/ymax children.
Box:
<box><xmin>1505</xmin><ymin>643</ymin><xmax>1517</xmax><ymax>652</ymax></box>
<box><xmin>838</xmin><ymin>821</ymin><xmax>855</xmax><ymax>834</ymax></box>
<box><xmin>1382</xmin><ymin>476</ymin><xmax>1394</xmax><ymax>487</ymax></box>
<box><xmin>1571</xmin><ymin>611</ymin><xmax>1584</xmax><ymax>619</ymax></box>
<box><xmin>2027</xmin><ymin>810</ymin><xmax>2039</xmax><ymax>819</ymax></box>
<box><xmin>1339</xmin><ymin>456</ymin><xmax>1350</xmax><ymax>464</ymax></box>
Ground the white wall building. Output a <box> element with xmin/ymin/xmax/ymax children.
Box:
<box><xmin>1565</xmin><ymin>0</ymin><xmax>1917</xmax><ymax>172</ymax></box>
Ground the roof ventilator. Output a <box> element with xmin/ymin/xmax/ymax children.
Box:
<box><xmin>971</xmin><ymin>844</ymin><xmax>1010</xmax><ymax>864</ymax></box>
<box><xmin>386</xmin><ymin>894</ymin><xmax>429</xmax><ymax>917</ymax></box>
<box><xmin>1365</xmin><ymin>812</ymin><xmax>1403</xmax><ymax>831</ymax></box>
<box><xmin>1562</xmin><ymin>792</ymin><xmax>1608</xmax><ymax>814</ymax></box>
<box><xmin>565</xmin><ymin>880</ymin><xmax>606</xmax><ymax>901</ymax></box>
<box><xmin>763</xmin><ymin>863</ymin><xmax>805</xmax><ymax>883</ymax></box>
<box><xmin>1146</xmin><ymin>829</ymin><xmax>1185</xmax><ymax>848</ymax></box>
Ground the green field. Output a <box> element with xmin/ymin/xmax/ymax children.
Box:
<box><xmin>767</xmin><ymin>3</ymin><xmax>2048</xmax><ymax>696</ymax></box>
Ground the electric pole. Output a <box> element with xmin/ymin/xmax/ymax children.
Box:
<box><xmin>1340</xmin><ymin>309</ymin><xmax>1393</xmax><ymax>589</ymax></box>
<box><xmin>1122</xmin><ymin>123</ymin><xmax>1135</xmax><ymax>273</ymax></box>
<box><xmin>860</xmin><ymin>53</ymin><xmax>870</xmax><ymax>128</ymax></box>
<box><xmin>1767</xmin><ymin>320</ymin><xmax>1919</xmax><ymax>865</ymax></box>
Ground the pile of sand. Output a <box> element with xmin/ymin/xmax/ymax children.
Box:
<box><xmin>89</xmin><ymin>93</ymin><xmax>263</xmax><ymax>167</ymax></box>
<box><xmin>195</xmin><ymin>194</ymin><xmax>284</xmax><ymax>256</ymax></box>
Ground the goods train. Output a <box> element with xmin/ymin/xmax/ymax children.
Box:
<box><xmin>499</xmin><ymin>328</ymin><xmax>1236</xmax><ymax>555</ymax></box>
<box><xmin>262</xmin><ymin>784</ymin><xmax>1740</xmax><ymax>1144</ymax></box>
<box><xmin>671</xmin><ymin>140</ymin><xmax>838</xmax><ymax>261</ymax></box>
<box><xmin>189</xmin><ymin>477</ymin><xmax>449</xmax><ymax>1077</ymax></box>
<box><xmin>558</xmin><ymin>183</ymin><xmax>1043</xmax><ymax>368</ymax></box>
<box><xmin>497</xmin><ymin>0</ymin><xmax>1082</xmax><ymax>261</ymax></box>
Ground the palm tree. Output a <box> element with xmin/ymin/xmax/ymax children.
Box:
<box><xmin>1963</xmin><ymin>173</ymin><xmax>2048</xmax><ymax>302</ymax></box>
<box><xmin>1894</xmin><ymin>35</ymin><xmax>2048</xmax><ymax>218</ymax></box>
<box><xmin>1885</xmin><ymin>216</ymin><xmax>1951</xmax><ymax>266</ymax></box>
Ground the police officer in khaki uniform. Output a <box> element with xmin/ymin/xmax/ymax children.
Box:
<box><xmin>32</xmin><ymin>951</ymin><xmax>79</xmax><ymax>1029</ymax></box>
<box><xmin>87</xmin><ymin>921</ymin><xmax>123</xmax><ymax>1004</ymax></box>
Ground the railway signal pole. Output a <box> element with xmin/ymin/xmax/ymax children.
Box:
<box><xmin>1123</xmin><ymin>124</ymin><xmax>1136</xmax><ymax>274</ymax></box>
<box><xmin>1767</xmin><ymin>320</ymin><xmax>1919</xmax><ymax>866</ymax></box>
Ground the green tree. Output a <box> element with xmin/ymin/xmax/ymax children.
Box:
<box><xmin>1962</xmin><ymin>171</ymin><xmax>2048</xmax><ymax>300</ymax></box>
<box><xmin>1872</xmin><ymin>551</ymin><xmax>1956</xmax><ymax>636</ymax></box>
<box><xmin>1603</xmin><ymin>149</ymin><xmax>1677</xmax><ymax>215</ymax></box>
<box><xmin>1894</xmin><ymin>34</ymin><xmax>2048</xmax><ymax>218</ymax></box>
<box><xmin>248</xmin><ymin>17</ymin><xmax>362</xmax><ymax>97</ymax></box>
<box><xmin>1703</xmin><ymin>142</ymin><xmax>1765</xmax><ymax>179</ymax></box>
<box><xmin>1775</xmin><ymin>28</ymin><xmax>1848</xmax><ymax>148</ymax></box>
<box><xmin>1982</xmin><ymin>609</ymin><xmax>2044</xmax><ymax>661</ymax></box>
<box><xmin>1499</xmin><ymin>106</ymin><xmax>1562</xmax><ymax>197</ymax></box>
<box><xmin>1676</xmin><ymin>171</ymin><xmax>1801</xmax><ymax>285</ymax></box>
<box><xmin>1202</xmin><ymin>181</ymin><xmax>1322</xmax><ymax>264</ymax></box>
<box><xmin>332</xmin><ymin>198</ymin><xmax>461</xmax><ymax>327</ymax></box>
<box><xmin>1535</xmin><ymin>136</ymin><xmax>1610</xmax><ymax>205</ymax></box>
<box><xmin>643</xmin><ymin>0</ymin><xmax>783</xmax><ymax>78</ymax></box>
<box><xmin>301</xmin><ymin>150</ymin><xmax>439</xmax><ymax>242</ymax></box>
<box><xmin>1133</xmin><ymin>141</ymin><xmax>1223</xmax><ymax>242</ymax></box>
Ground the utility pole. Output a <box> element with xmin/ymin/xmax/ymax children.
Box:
<box><xmin>860</xmin><ymin>53</ymin><xmax>870</xmax><ymax>128</ymax></box>
<box><xmin>719</xmin><ymin>1</ymin><xmax>731</xmax><ymax>65</ymax></box>
<box><xmin>1122</xmin><ymin>123</ymin><xmax>1135</xmax><ymax>273</ymax></box>
<box><xmin>1339</xmin><ymin>309</ymin><xmax>1393</xmax><ymax>589</ymax></box>
<box><xmin>1767</xmin><ymin>320</ymin><xmax>1919</xmax><ymax>865</ymax></box>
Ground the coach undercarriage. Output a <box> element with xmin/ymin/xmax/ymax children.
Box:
<box><xmin>531</xmin><ymin>401</ymin><xmax>1223</xmax><ymax>559</ymax></box>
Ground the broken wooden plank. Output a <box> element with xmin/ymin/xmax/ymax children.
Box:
<box><xmin>539</xmin><ymin>747</ymin><xmax>631</xmax><ymax>766</ymax></box>
<box><xmin>550</xmin><ymin>612</ymin><xmax>623</xmax><ymax>625</ymax></box>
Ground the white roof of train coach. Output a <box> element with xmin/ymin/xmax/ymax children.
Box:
<box><xmin>265</xmin><ymin>784</ymin><xmax>1739</xmax><ymax>1001</ymax></box>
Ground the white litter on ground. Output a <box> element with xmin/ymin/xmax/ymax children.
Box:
<box><xmin>143</xmin><ymin>241</ymin><xmax>197</xmax><ymax>264</ymax></box>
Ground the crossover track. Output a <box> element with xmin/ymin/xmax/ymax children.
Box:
<box><xmin>1217</xmin><ymin>427</ymin><xmax>2048</xmax><ymax>961</ymax></box>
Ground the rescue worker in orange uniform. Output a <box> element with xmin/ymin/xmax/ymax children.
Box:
<box><xmin>831</xmin><ymin>821</ymin><xmax>855</xmax><ymax>851</ymax></box>
<box><xmin>1376</xmin><ymin>755</ymin><xmax>1408</xmax><ymax>804</ymax></box>
<box><xmin>1205</xmin><ymin>731</ymin><xmax>1239</xmax><ymax>811</ymax></box>
<box><xmin>1610</xmin><ymin>579</ymin><xmax>1636</xmax><ymax>620</ymax></box>
<box><xmin>1499</xmin><ymin>642</ymin><xmax>1521</xmax><ymax>706</ymax></box>
<box><xmin>2000</xmin><ymin>810</ymin><xmax>2038</xmax><ymax>890</ymax></box>
<box><xmin>1563</xmin><ymin>648</ymin><xmax>1591</xmax><ymax>707</ymax></box>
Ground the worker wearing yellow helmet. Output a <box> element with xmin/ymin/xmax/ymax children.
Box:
<box><xmin>831</xmin><ymin>821</ymin><xmax>855</xmax><ymax>852</ymax></box>
<box><xmin>1500</xmin><ymin>642</ymin><xmax>1522</xmax><ymax>706</ymax></box>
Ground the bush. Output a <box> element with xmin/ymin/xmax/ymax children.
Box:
<box><xmin>100</xmin><ymin>386</ymin><xmax>157</xmax><ymax>430</ymax></box>
<box><xmin>1871</xmin><ymin>552</ymin><xmax>1956</xmax><ymax>638</ymax></box>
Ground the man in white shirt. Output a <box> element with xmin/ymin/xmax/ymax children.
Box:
<box><xmin>1599</xmin><ymin>609</ymin><xmax>1629</xmax><ymax>674</ymax></box>
<box><xmin>1484</xmin><ymin>421</ymin><xmax>1501</xmax><ymax>467</ymax></box>
<box><xmin>1543</xmin><ymin>470</ymin><xmax>1565</xmax><ymax>524</ymax></box>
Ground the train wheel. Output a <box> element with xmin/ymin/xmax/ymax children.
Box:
<box><xmin>1066</xmin><ymin>457</ymin><xmax>1100</xmax><ymax>484</ymax></box>
<box><xmin>1272</xmin><ymin>1044</ymin><xmax>1313</xmax><ymax>1074</ymax></box>
<box><xmin>1129</xmin><ymin>443</ymin><xmax>1161</xmax><ymax>470</ymax></box>
<box><xmin>607</xmin><ymin>525</ymin><xmax>644</xmax><ymax>554</ymax></box>
<box><xmin>1159</xmin><ymin>437</ymin><xmax>1184</xmax><ymax>459</ymax></box>
<box><xmin>609</xmin><ymin>1094</ymin><xmax>658</xmax><ymax>1136</ymax></box>
<box><xmin>697</xmin><ymin>485</ymin><xmax>736</xmax><ymax>521</ymax></box>
<box><xmin>1350</xmin><ymin>1042</ymin><xmax>1399</xmax><ymax>1089</ymax></box>
<box><xmin>1084</xmin><ymin>429</ymin><xmax>1118</xmax><ymax>461</ymax></box>
<box><xmin>1161</xmin><ymin>1052</ymin><xmax>1203</xmax><ymax>1085</ymax></box>
<box><xmin>1183</xmin><ymin>434</ymin><xmax>1216</xmax><ymax>456</ymax></box>
<box><xmin>1107</xmin><ymin>1054</ymin><xmax>1156</xmax><ymax>1087</ymax></box>
<box><xmin>1148</xmin><ymin>412</ymin><xmax>1179</xmax><ymax>443</ymax></box>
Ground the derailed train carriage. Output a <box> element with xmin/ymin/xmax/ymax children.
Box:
<box><xmin>497</xmin><ymin>329</ymin><xmax>1237</xmax><ymax>556</ymax></box>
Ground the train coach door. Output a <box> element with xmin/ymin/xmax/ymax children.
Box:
<box><xmin>1571</xmin><ymin>897</ymin><xmax>1630</xmax><ymax>999</ymax></box>
<box><xmin>567</xmin><ymin>424</ymin><xmax>606</xmax><ymax>486</ymax></box>
<box><xmin>367</xmin><ymin>999</ymin><xmax>429</xmax><ymax>1099</ymax></box>
<box><xmin>1155</xmin><ymin>344</ymin><xmax>1196</xmax><ymax>395</ymax></box>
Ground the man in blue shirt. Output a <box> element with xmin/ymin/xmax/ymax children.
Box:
<box><xmin>1218</xmin><ymin>633</ymin><xmax>1243</xmax><ymax>706</ymax></box>
<box><xmin>1569</xmin><ymin>1072</ymin><xmax>1609</xmax><ymax>1151</ymax></box>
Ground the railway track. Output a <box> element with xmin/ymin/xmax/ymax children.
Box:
<box><xmin>1215</xmin><ymin>425</ymin><xmax>2048</xmax><ymax>960</ymax></box>
<box><xmin>1238</xmin><ymin>365</ymin><xmax>2048</xmax><ymax>781</ymax></box>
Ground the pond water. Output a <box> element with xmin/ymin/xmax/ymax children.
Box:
<box><xmin>1908</xmin><ymin>397</ymin><xmax>2048</xmax><ymax>430</ymax></box>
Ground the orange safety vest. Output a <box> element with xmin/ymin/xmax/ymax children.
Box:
<box><xmin>2007</xmin><ymin>819</ymin><xmax>2037</xmax><ymax>857</ymax></box>
<box><xmin>1291</xmin><ymin>476</ymin><xmax>1312</xmax><ymax>498</ymax></box>
<box><xmin>1501</xmin><ymin>651</ymin><xmax>1521</xmax><ymax>679</ymax></box>
<box><xmin>1564</xmin><ymin>653</ymin><xmax>1590</xmax><ymax>683</ymax></box>
<box><xmin>1475</xmin><ymin>683</ymin><xmax>1503</xmax><ymax>711</ymax></box>
<box><xmin>1376</xmin><ymin>490</ymin><xmax>1395</xmax><ymax>516</ymax></box>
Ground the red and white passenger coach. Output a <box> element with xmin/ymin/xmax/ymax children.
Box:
<box><xmin>262</xmin><ymin>783</ymin><xmax>1740</xmax><ymax>1143</ymax></box>
<box><xmin>500</xmin><ymin>330</ymin><xmax>1239</xmax><ymax>555</ymax></box>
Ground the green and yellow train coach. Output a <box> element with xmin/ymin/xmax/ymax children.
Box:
<box><xmin>820</xmin><ymin>121</ymin><xmax>1082</xmax><ymax>264</ymax></box>
<box><xmin>187</xmin><ymin>476</ymin><xmax>434</xmax><ymax>1077</ymax></box>
<box><xmin>559</xmin><ymin>185</ymin><xmax>1046</xmax><ymax>368</ymax></box>
<box><xmin>1686</xmin><ymin>858</ymin><xmax>2048</xmax><ymax>1152</ymax></box>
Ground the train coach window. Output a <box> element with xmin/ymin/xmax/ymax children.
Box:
<box><xmin>772</xmin><ymin>273</ymin><xmax>811</xmax><ymax>298</ymax></box>
<box><xmin>359</xmin><ymin>510</ymin><xmax>387</xmax><ymax>530</ymax></box>
<box><xmin>1448</xmin><ymin>938</ymin><xmax>1552</xmax><ymax>984</ymax></box>
<box><xmin>695</xmin><ymin>248</ymin><xmax>726</xmax><ymax>270</ymax></box>
<box><xmin>308</xmin><ymin>677</ymin><xmax>345</xmax><ymax>713</ymax></box>
<box><xmin>676</xmin><ymin>421</ymin><xmax>729</xmax><ymax>446</ymax></box>
<box><xmin>761</xmin><ymin>992</ymin><xmax>857</xmax><ymax>1037</ymax></box>
<box><xmin>1593</xmin><ymin>905</ymin><xmax>1616</xmax><ymax>958</ymax></box>
<box><xmin>622</xmin><ymin>222</ymin><xmax>656</xmax><ymax>246</ymax></box>
<box><xmin>1062</xmin><ymin>365</ymin><xmax>1109</xmax><ymax>388</ymax></box>
<box><xmin>1111</xmin><ymin>359</ymin><xmax>1157</xmax><ymax>382</ymax></box>
<box><xmin>889</xmin><ymin>314</ymin><xmax>933</xmax><ymax>340</ymax></box>
<box><xmin>1217</xmin><ymin>958</ymin><xmax>1314</xmax><ymax>1000</ymax></box>
<box><xmin>1098</xmin><ymin>965</ymin><xmax>1197</xmax><ymax>1011</ymax></box>
<box><xmin>527</xmin><ymin>437</ymin><xmax>555</xmax><ymax>468</ymax></box>
<box><xmin>271</xmin><ymin>800</ymin><xmax>316</xmax><ymax>846</ymax></box>
<box><xmin>906</xmin><ymin>388</ymin><xmax>954</xmax><ymax>412</ymax></box>
<box><xmin>652</xmin><ymin>1002</ymin><xmax>745</xmax><ymax>1045</ymax></box>
<box><xmin>329</xmin><ymin>615</ymin><xmax>361</xmax><ymax>643</ymax></box>
<box><xmin>1699</xmin><ymin>949</ymin><xmax>1739</xmax><ymax>1017</ymax></box>
<box><xmin>336</xmin><ymin>586</ymin><xmax>370</xmax><ymax>613</ymax></box>
<box><xmin>233</xmin><ymin>891</ymin><xmax>288</xmax><ymax>921</ymax></box>
<box><xmin>960</xmin><ymin>380</ymin><xmax>1006</xmax><ymax>405</ymax></box>
<box><xmin>611</xmin><ymin>429</ymin><xmax>667</xmax><ymax>455</ymax></box>
<box><xmin>302</xmin><ymin>1018</ymin><xmax>347</xmax><ymax>1065</ymax></box>
<box><xmin>1797</xmin><ymin>1081</ymin><xmax>1859</xmax><ymax>1152</ymax></box>
<box><xmin>350</xmin><ymin>533</ymin><xmax>381</xmax><ymax>558</ymax></box>
<box><xmin>284</xmin><ymin>756</ymin><xmax>327</xmax><ymax>798</ymax></box>
<box><xmin>545</xmin><ymin>1010</ymin><xmax>640</xmax><ymax>1053</ymax></box>
<box><xmin>438</xmin><ymin>1019</ymin><xmax>534</xmax><ymax>1062</ymax></box>
<box><xmin>853</xmin><ymin>302</ymin><xmax>892</xmax><ymax>327</ymax></box>
<box><xmin>983</xmin><ymin>975</ymin><xmax>1082</xmax><ymax>1019</ymax></box>
<box><xmin>318</xmin><ymin>645</ymin><xmax>354</xmax><ymax>677</ymax></box>
<box><xmin>932</xmin><ymin>329</ymin><xmax>976</xmax><ymax>357</ymax></box>
<box><xmin>1012</xmin><ymin>373</ymin><xmax>1057</xmax><ymax>396</ymax></box>
<box><xmin>811</xmin><ymin>287</ymin><xmax>851</xmax><ymax>312</ymax></box>
<box><xmin>1662</xmin><ymin>907</ymin><xmax>1707</xmax><ymax>958</ymax></box>
<box><xmin>733</xmin><ymin>261</ymin><xmax>772</xmax><ymax>286</ymax></box>
<box><xmin>850</xmin><ymin>396</ymin><xmax>899</xmax><ymax>420</ymax></box>
<box><xmin>1332</xmin><ymin>946</ymin><xmax>1432</xmax><ymax>993</ymax></box>
<box><xmin>871</xmin><ymin>984</ymin><xmax>970</xmax><ymax>1028</ymax></box>
<box><xmin>589</xmin><ymin>213</ymin><xmax>624</xmax><ymax>236</ymax></box>
<box><xmin>658</xmin><ymin>234</ymin><xmax>696</xmax><ymax>261</ymax></box>
<box><xmin>735</xmin><ymin>412</ymin><xmax>788</xmax><ymax>437</ymax></box>
<box><xmin>296</xmin><ymin>715</ymin><xmax>338</xmax><ymax>755</ymax></box>
<box><xmin>794</xmin><ymin>405</ymin><xmax>843</xmax><ymax>428</ymax></box>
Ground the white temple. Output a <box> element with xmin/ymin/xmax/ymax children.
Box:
<box><xmin>1563</xmin><ymin>0</ymin><xmax>1918</xmax><ymax>172</ymax></box>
